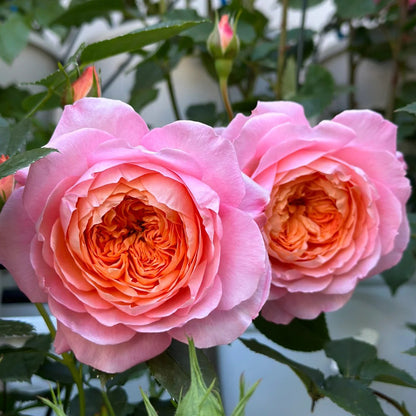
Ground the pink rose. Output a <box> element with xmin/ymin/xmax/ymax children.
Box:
<box><xmin>222</xmin><ymin>101</ymin><xmax>411</xmax><ymax>324</ymax></box>
<box><xmin>0</xmin><ymin>98</ymin><xmax>270</xmax><ymax>372</ymax></box>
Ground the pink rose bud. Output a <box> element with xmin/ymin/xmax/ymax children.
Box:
<box><xmin>218</xmin><ymin>15</ymin><xmax>234</xmax><ymax>53</ymax></box>
<box><xmin>207</xmin><ymin>13</ymin><xmax>240</xmax><ymax>61</ymax></box>
<box><xmin>63</xmin><ymin>66</ymin><xmax>101</xmax><ymax>105</ymax></box>
<box><xmin>0</xmin><ymin>155</ymin><xmax>15</xmax><ymax>208</ymax></box>
<box><xmin>72</xmin><ymin>66</ymin><xmax>101</xmax><ymax>102</ymax></box>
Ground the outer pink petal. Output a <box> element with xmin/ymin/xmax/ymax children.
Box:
<box><xmin>23</xmin><ymin>129</ymin><xmax>118</xmax><ymax>222</ymax></box>
<box><xmin>50</xmin><ymin>97</ymin><xmax>149</xmax><ymax>147</ymax></box>
<box><xmin>332</xmin><ymin>110</ymin><xmax>397</xmax><ymax>154</ymax></box>
<box><xmin>54</xmin><ymin>322</ymin><xmax>171</xmax><ymax>373</ymax></box>
<box><xmin>252</xmin><ymin>101</ymin><xmax>309</xmax><ymax>125</ymax></box>
<box><xmin>0</xmin><ymin>188</ymin><xmax>47</xmax><ymax>302</ymax></box>
<box><xmin>141</xmin><ymin>121</ymin><xmax>245</xmax><ymax>207</ymax></box>
<box><xmin>262</xmin><ymin>290</ymin><xmax>353</xmax><ymax>324</ymax></box>
<box><xmin>217</xmin><ymin>204</ymin><xmax>269</xmax><ymax>310</ymax></box>
<box><xmin>170</xmin><ymin>259</ymin><xmax>271</xmax><ymax>347</ymax></box>
<box><xmin>48</xmin><ymin>297</ymin><xmax>136</xmax><ymax>345</ymax></box>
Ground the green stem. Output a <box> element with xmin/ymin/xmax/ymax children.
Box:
<box><xmin>373</xmin><ymin>389</ymin><xmax>411</xmax><ymax>416</ymax></box>
<box><xmin>101</xmin><ymin>387</ymin><xmax>116</xmax><ymax>416</ymax></box>
<box><xmin>165</xmin><ymin>72</ymin><xmax>181</xmax><ymax>120</ymax></box>
<box><xmin>35</xmin><ymin>303</ymin><xmax>85</xmax><ymax>416</ymax></box>
<box><xmin>348</xmin><ymin>22</ymin><xmax>357</xmax><ymax>109</ymax></box>
<box><xmin>62</xmin><ymin>353</ymin><xmax>86</xmax><ymax>416</ymax></box>
<box><xmin>159</xmin><ymin>0</ymin><xmax>166</xmax><ymax>15</ymax></box>
<box><xmin>386</xmin><ymin>0</ymin><xmax>407</xmax><ymax>120</ymax></box>
<box><xmin>276</xmin><ymin>0</ymin><xmax>289</xmax><ymax>99</ymax></box>
<box><xmin>296</xmin><ymin>0</ymin><xmax>308</xmax><ymax>90</ymax></box>
<box><xmin>35</xmin><ymin>303</ymin><xmax>56</xmax><ymax>338</ymax></box>
<box><xmin>24</xmin><ymin>90</ymin><xmax>53</xmax><ymax>120</ymax></box>
<box><xmin>220</xmin><ymin>77</ymin><xmax>233</xmax><ymax>122</ymax></box>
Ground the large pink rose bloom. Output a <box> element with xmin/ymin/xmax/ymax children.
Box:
<box><xmin>0</xmin><ymin>98</ymin><xmax>270</xmax><ymax>372</ymax></box>
<box><xmin>221</xmin><ymin>101</ymin><xmax>411</xmax><ymax>324</ymax></box>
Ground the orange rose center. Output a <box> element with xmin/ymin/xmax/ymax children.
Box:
<box><xmin>83</xmin><ymin>196</ymin><xmax>189</xmax><ymax>301</ymax></box>
<box><xmin>264</xmin><ymin>172</ymin><xmax>353</xmax><ymax>264</ymax></box>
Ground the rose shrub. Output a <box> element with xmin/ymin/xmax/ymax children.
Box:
<box><xmin>221</xmin><ymin>101</ymin><xmax>411</xmax><ymax>324</ymax></box>
<box><xmin>0</xmin><ymin>97</ymin><xmax>270</xmax><ymax>372</ymax></box>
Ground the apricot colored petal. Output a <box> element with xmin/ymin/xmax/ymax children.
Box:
<box><xmin>54</xmin><ymin>322</ymin><xmax>171</xmax><ymax>373</ymax></box>
<box><xmin>51</xmin><ymin>98</ymin><xmax>148</xmax><ymax>146</ymax></box>
<box><xmin>142</xmin><ymin>121</ymin><xmax>245</xmax><ymax>206</ymax></box>
<box><xmin>0</xmin><ymin>188</ymin><xmax>47</xmax><ymax>302</ymax></box>
<box><xmin>332</xmin><ymin>110</ymin><xmax>397</xmax><ymax>154</ymax></box>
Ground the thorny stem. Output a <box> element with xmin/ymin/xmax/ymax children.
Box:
<box><xmin>220</xmin><ymin>77</ymin><xmax>234</xmax><ymax>121</ymax></box>
<box><xmin>373</xmin><ymin>389</ymin><xmax>411</xmax><ymax>416</ymax></box>
<box><xmin>35</xmin><ymin>303</ymin><xmax>86</xmax><ymax>416</ymax></box>
<box><xmin>276</xmin><ymin>0</ymin><xmax>289</xmax><ymax>99</ymax></box>
<box><xmin>386</xmin><ymin>0</ymin><xmax>408</xmax><ymax>120</ymax></box>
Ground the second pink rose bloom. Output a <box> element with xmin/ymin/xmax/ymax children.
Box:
<box><xmin>221</xmin><ymin>101</ymin><xmax>411</xmax><ymax>324</ymax></box>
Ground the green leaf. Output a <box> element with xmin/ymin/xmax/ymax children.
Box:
<box><xmin>0</xmin><ymin>85</ymin><xmax>31</xmax><ymax>119</ymax></box>
<box><xmin>147</xmin><ymin>340</ymin><xmax>217</xmax><ymax>402</ymax></box>
<box><xmin>323</xmin><ymin>376</ymin><xmax>387</xmax><ymax>416</ymax></box>
<box><xmin>0</xmin><ymin>147</ymin><xmax>57</xmax><ymax>179</ymax></box>
<box><xmin>186</xmin><ymin>103</ymin><xmax>218</xmax><ymax>126</ymax></box>
<box><xmin>69</xmin><ymin>388</ymin><xmax>103</xmax><ymax>416</ymax></box>
<box><xmin>396</xmin><ymin>102</ymin><xmax>416</xmax><ymax>116</ymax></box>
<box><xmin>51</xmin><ymin>0</ymin><xmax>124</xmax><ymax>27</ymax></box>
<box><xmin>334</xmin><ymin>0</ymin><xmax>377</xmax><ymax>19</ymax></box>
<box><xmin>0</xmin><ymin>13</ymin><xmax>30</xmax><ymax>63</ymax></box>
<box><xmin>359</xmin><ymin>358</ymin><xmax>416</xmax><ymax>388</ymax></box>
<box><xmin>7</xmin><ymin>119</ymin><xmax>33</xmax><ymax>155</ymax></box>
<box><xmin>324</xmin><ymin>338</ymin><xmax>377</xmax><ymax>378</ymax></box>
<box><xmin>0</xmin><ymin>334</ymin><xmax>51</xmax><ymax>382</ymax></box>
<box><xmin>0</xmin><ymin>319</ymin><xmax>34</xmax><ymax>337</ymax></box>
<box><xmin>33</xmin><ymin>0</ymin><xmax>65</xmax><ymax>26</ymax></box>
<box><xmin>140</xmin><ymin>388</ymin><xmax>159</xmax><ymax>416</ymax></box>
<box><xmin>293</xmin><ymin>64</ymin><xmax>335</xmax><ymax>118</ymax></box>
<box><xmin>240</xmin><ymin>338</ymin><xmax>324</xmax><ymax>404</ymax></box>
<box><xmin>404</xmin><ymin>345</ymin><xmax>416</xmax><ymax>356</ymax></box>
<box><xmin>253</xmin><ymin>313</ymin><xmax>330</xmax><ymax>352</ymax></box>
<box><xmin>80</xmin><ymin>20</ymin><xmax>206</xmax><ymax>65</ymax></box>
<box><xmin>381</xmin><ymin>236</ymin><xmax>416</xmax><ymax>294</ymax></box>
<box><xmin>36</xmin><ymin>359</ymin><xmax>74</xmax><ymax>385</ymax></box>
<box><xmin>230</xmin><ymin>376</ymin><xmax>260</xmax><ymax>416</ymax></box>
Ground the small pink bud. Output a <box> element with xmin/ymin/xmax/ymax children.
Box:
<box><xmin>0</xmin><ymin>155</ymin><xmax>15</xmax><ymax>207</ymax></box>
<box><xmin>72</xmin><ymin>66</ymin><xmax>101</xmax><ymax>102</ymax></box>
<box><xmin>218</xmin><ymin>15</ymin><xmax>234</xmax><ymax>53</ymax></box>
